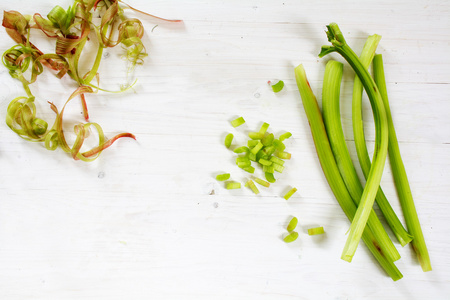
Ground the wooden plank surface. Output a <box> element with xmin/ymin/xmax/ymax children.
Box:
<box><xmin>0</xmin><ymin>0</ymin><xmax>449</xmax><ymax>299</ymax></box>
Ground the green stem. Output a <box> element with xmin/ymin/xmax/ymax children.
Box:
<box><xmin>373</xmin><ymin>54</ymin><xmax>431</xmax><ymax>272</ymax></box>
<box><xmin>83</xmin><ymin>44</ymin><xmax>104</xmax><ymax>84</ymax></box>
<box><xmin>351</xmin><ymin>35</ymin><xmax>413</xmax><ymax>247</ymax></box>
<box><xmin>322</xmin><ymin>60</ymin><xmax>400</xmax><ymax>262</ymax></box>
<box><xmin>84</xmin><ymin>11</ymin><xmax>105</xmax><ymax>85</ymax></box>
<box><xmin>319</xmin><ymin>23</ymin><xmax>389</xmax><ymax>262</ymax></box>
<box><xmin>295</xmin><ymin>64</ymin><xmax>402</xmax><ymax>281</ymax></box>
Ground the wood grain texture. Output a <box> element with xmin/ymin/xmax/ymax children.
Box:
<box><xmin>0</xmin><ymin>0</ymin><xmax>449</xmax><ymax>299</ymax></box>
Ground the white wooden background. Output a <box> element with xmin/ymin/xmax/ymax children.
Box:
<box><xmin>0</xmin><ymin>0</ymin><xmax>449</xmax><ymax>299</ymax></box>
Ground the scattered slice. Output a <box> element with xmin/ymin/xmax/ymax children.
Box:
<box><xmin>283</xmin><ymin>187</ymin><xmax>297</xmax><ymax>200</ymax></box>
<box><xmin>242</xmin><ymin>166</ymin><xmax>255</xmax><ymax>173</ymax></box>
<box><xmin>246</xmin><ymin>180</ymin><xmax>260</xmax><ymax>194</ymax></box>
<box><xmin>265</xmin><ymin>172</ymin><xmax>276</xmax><ymax>183</ymax></box>
<box><xmin>249</xmin><ymin>132</ymin><xmax>265</xmax><ymax>140</ymax></box>
<box><xmin>308</xmin><ymin>227</ymin><xmax>325</xmax><ymax>235</ymax></box>
<box><xmin>269</xmin><ymin>80</ymin><xmax>285</xmax><ymax>93</ymax></box>
<box><xmin>287</xmin><ymin>217</ymin><xmax>298</xmax><ymax>232</ymax></box>
<box><xmin>270</xmin><ymin>156</ymin><xmax>285</xmax><ymax>166</ymax></box>
<box><xmin>259</xmin><ymin>122</ymin><xmax>270</xmax><ymax>134</ymax></box>
<box><xmin>234</xmin><ymin>146</ymin><xmax>249</xmax><ymax>154</ymax></box>
<box><xmin>276</xmin><ymin>151</ymin><xmax>291</xmax><ymax>160</ymax></box>
<box><xmin>253</xmin><ymin>177</ymin><xmax>270</xmax><ymax>187</ymax></box>
<box><xmin>279</xmin><ymin>132</ymin><xmax>292</xmax><ymax>142</ymax></box>
<box><xmin>258</xmin><ymin>158</ymin><xmax>272</xmax><ymax>166</ymax></box>
<box><xmin>273</xmin><ymin>163</ymin><xmax>284</xmax><ymax>173</ymax></box>
<box><xmin>261</xmin><ymin>133</ymin><xmax>274</xmax><ymax>146</ymax></box>
<box><xmin>283</xmin><ymin>231</ymin><xmax>299</xmax><ymax>243</ymax></box>
<box><xmin>216</xmin><ymin>173</ymin><xmax>230</xmax><ymax>181</ymax></box>
<box><xmin>225</xmin><ymin>133</ymin><xmax>233</xmax><ymax>148</ymax></box>
<box><xmin>226</xmin><ymin>182</ymin><xmax>241</xmax><ymax>189</ymax></box>
<box><xmin>251</xmin><ymin>141</ymin><xmax>264</xmax><ymax>154</ymax></box>
<box><xmin>230</xmin><ymin>117</ymin><xmax>245</xmax><ymax>127</ymax></box>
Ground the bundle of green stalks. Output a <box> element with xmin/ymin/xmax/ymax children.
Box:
<box><xmin>295</xmin><ymin>23</ymin><xmax>431</xmax><ymax>280</ymax></box>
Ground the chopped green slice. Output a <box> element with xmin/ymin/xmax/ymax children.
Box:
<box><xmin>216</xmin><ymin>173</ymin><xmax>230</xmax><ymax>181</ymax></box>
<box><xmin>261</xmin><ymin>133</ymin><xmax>274</xmax><ymax>146</ymax></box>
<box><xmin>270</xmin><ymin>156</ymin><xmax>285</xmax><ymax>166</ymax></box>
<box><xmin>283</xmin><ymin>231</ymin><xmax>299</xmax><ymax>243</ymax></box>
<box><xmin>242</xmin><ymin>166</ymin><xmax>255</xmax><ymax>173</ymax></box>
<box><xmin>287</xmin><ymin>217</ymin><xmax>298</xmax><ymax>232</ymax></box>
<box><xmin>246</xmin><ymin>180</ymin><xmax>260</xmax><ymax>194</ymax></box>
<box><xmin>234</xmin><ymin>146</ymin><xmax>249</xmax><ymax>154</ymax></box>
<box><xmin>273</xmin><ymin>139</ymin><xmax>286</xmax><ymax>151</ymax></box>
<box><xmin>262</xmin><ymin>145</ymin><xmax>276</xmax><ymax>156</ymax></box>
<box><xmin>237</xmin><ymin>161</ymin><xmax>251</xmax><ymax>168</ymax></box>
<box><xmin>308</xmin><ymin>227</ymin><xmax>325</xmax><ymax>235</ymax></box>
<box><xmin>273</xmin><ymin>163</ymin><xmax>285</xmax><ymax>173</ymax></box>
<box><xmin>248</xmin><ymin>152</ymin><xmax>257</xmax><ymax>162</ymax></box>
<box><xmin>236</xmin><ymin>156</ymin><xmax>250</xmax><ymax>163</ymax></box>
<box><xmin>284</xmin><ymin>187</ymin><xmax>297</xmax><ymax>200</ymax></box>
<box><xmin>226</xmin><ymin>181</ymin><xmax>241</xmax><ymax>189</ymax></box>
<box><xmin>236</xmin><ymin>157</ymin><xmax>251</xmax><ymax>168</ymax></box>
<box><xmin>249</xmin><ymin>132</ymin><xmax>265</xmax><ymax>140</ymax></box>
<box><xmin>270</xmin><ymin>80</ymin><xmax>285</xmax><ymax>93</ymax></box>
<box><xmin>265</xmin><ymin>172</ymin><xmax>276</xmax><ymax>183</ymax></box>
<box><xmin>259</xmin><ymin>122</ymin><xmax>270</xmax><ymax>134</ymax></box>
<box><xmin>231</xmin><ymin>117</ymin><xmax>245</xmax><ymax>127</ymax></box>
<box><xmin>251</xmin><ymin>141</ymin><xmax>264</xmax><ymax>154</ymax></box>
<box><xmin>279</xmin><ymin>132</ymin><xmax>292</xmax><ymax>142</ymax></box>
<box><xmin>225</xmin><ymin>133</ymin><xmax>233</xmax><ymax>148</ymax></box>
<box><xmin>263</xmin><ymin>165</ymin><xmax>274</xmax><ymax>173</ymax></box>
<box><xmin>258</xmin><ymin>158</ymin><xmax>272</xmax><ymax>166</ymax></box>
<box><xmin>276</xmin><ymin>151</ymin><xmax>291</xmax><ymax>160</ymax></box>
<box><xmin>248</xmin><ymin>140</ymin><xmax>259</xmax><ymax>148</ymax></box>
<box><xmin>253</xmin><ymin>177</ymin><xmax>270</xmax><ymax>187</ymax></box>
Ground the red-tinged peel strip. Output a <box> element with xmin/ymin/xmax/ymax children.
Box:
<box><xmin>81</xmin><ymin>133</ymin><xmax>136</xmax><ymax>160</ymax></box>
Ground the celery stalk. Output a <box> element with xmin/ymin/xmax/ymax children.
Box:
<box><xmin>322</xmin><ymin>60</ymin><xmax>400</xmax><ymax>262</ymax></box>
<box><xmin>319</xmin><ymin>23</ymin><xmax>389</xmax><ymax>262</ymax></box>
<box><xmin>351</xmin><ymin>35</ymin><xmax>413</xmax><ymax>247</ymax></box>
<box><xmin>295</xmin><ymin>64</ymin><xmax>402</xmax><ymax>280</ymax></box>
<box><xmin>373</xmin><ymin>54</ymin><xmax>431</xmax><ymax>272</ymax></box>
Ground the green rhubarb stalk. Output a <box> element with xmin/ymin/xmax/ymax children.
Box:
<box><xmin>295</xmin><ymin>64</ymin><xmax>402</xmax><ymax>280</ymax></box>
<box><xmin>373</xmin><ymin>54</ymin><xmax>431</xmax><ymax>272</ymax></box>
<box><xmin>352</xmin><ymin>35</ymin><xmax>413</xmax><ymax>247</ymax></box>
<box><xmin>319</xmin><ymin>23</ymin><xmax>389</xmax><ymax>262</ymax></box>
<box><xmin>322</xmin><ymin>60</ymin><xmax>400</xmax><ymax>262</ymax></box>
